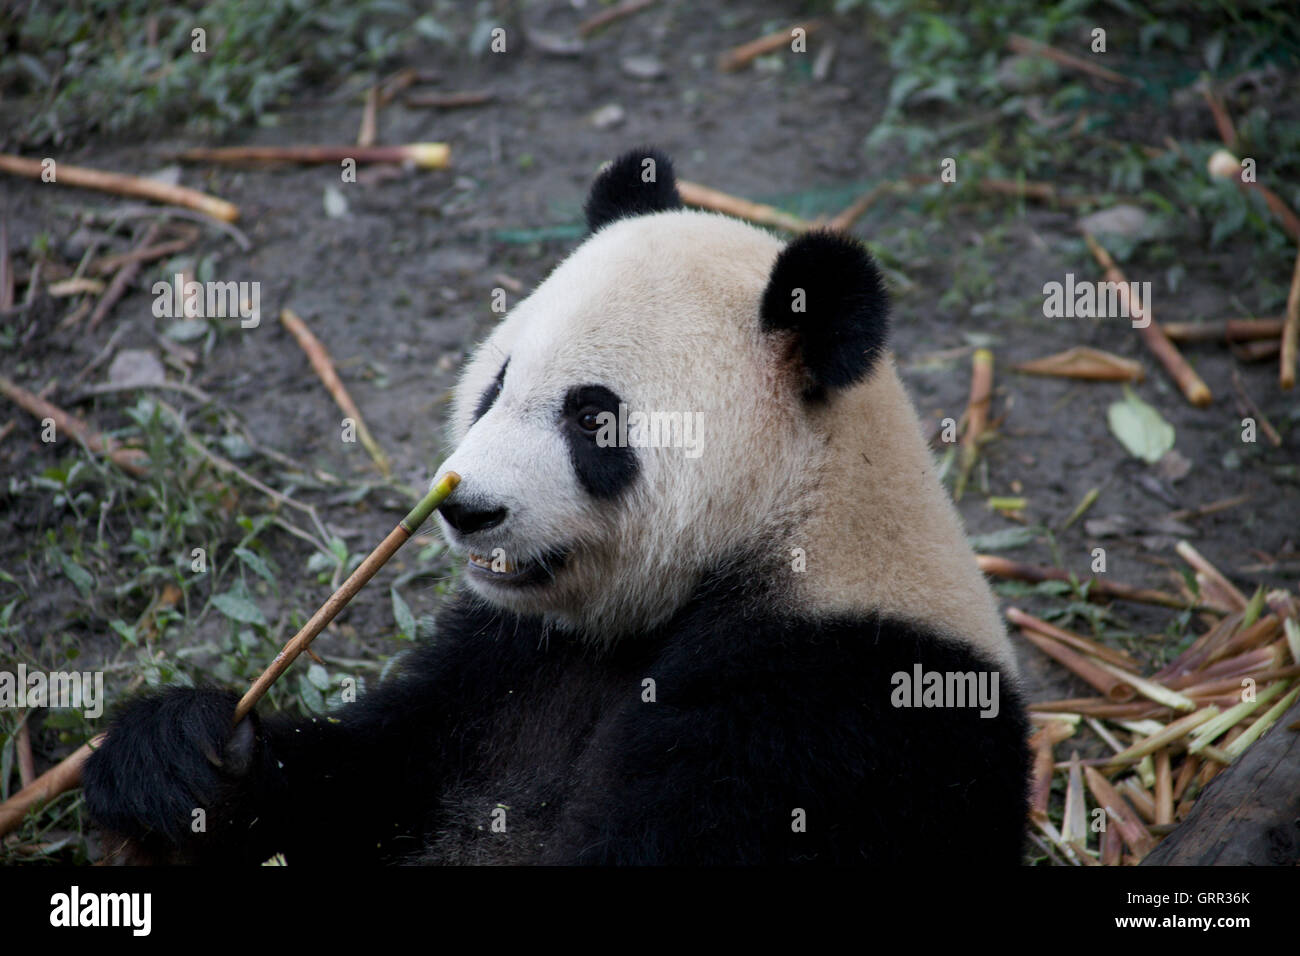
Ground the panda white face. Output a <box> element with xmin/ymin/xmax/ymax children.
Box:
<box><xmin>433</xmin><ymin>211</ymin><xmax>819</xmax><ymax>638</ymax></box>
<box><xmin>431</xmin><ymin>150</ymin><xmax>892</xmax><ymax>641</ymax></box>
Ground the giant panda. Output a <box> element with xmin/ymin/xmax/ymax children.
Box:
<box><xmin>84</xmin><ymin>148</ymin><xmax>1032</xmax><ymax>865</ymax></box>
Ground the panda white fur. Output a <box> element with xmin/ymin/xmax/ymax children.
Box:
<box><xmin>84</xmin><ymin>149</ymin><xmax>1031</xmax><ymax>865</ymax></box>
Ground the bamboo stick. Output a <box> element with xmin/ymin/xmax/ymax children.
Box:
<box><xmin>1007</xmin><ymin>35</ymin><xmax>1137</xmax><ymax>87</ymax></box>
<box><xmin>1005</xmin><ymin>606</ymin><xmax>1138</xmax><ymax>670</ymax></box>
<box><xmin>676</xmin><ymin>180</ymin><xmax>810</xmax><ymax>232</ymax></box>
<box><xmin>1282</xmin><ymin>246</ymin><xmax>1300</xmax><ymax>390</ymax></box>
<box><xmin>279</xmin><ymin>308</ymin><xmax>391</xmax><ymax>478</ymax></box>
<box><xmin>177</xmin><ymin>144</ymin><xmax>450</xmax><ymax>169</ymax></box>
<box><xmin>975</xmin><ymin>554</ymin><xmax>1199</xmax><ymax>610</ymax></box>
<box><xmin>955</xmin><ymin>348</ymin><xmax>993</xmax><ymax>501</ymax></box>
<box><xmin>1018</xmin><ymin>628</ymin><xmax>1135</xmax><ymax>701</ymax></box>
<box><xmin>1083</xmin><ymin>231</ymin><xmax>1210</xmax><ymax>406</ymax></box>
<box><xmin>0</xmin><ymin>374</ymin><xmax>147</xmax><ymax>475</ymax></box>
<box><xmin>0</xmin><ymin>474</ymin><xmax>461</xmax><ymax>838</ymax></box>
<box><xmin>0</xmin><ymin>153</ymin><xmax>239</xmax><ymax>223</ymax></box>
<box><xmin>718</xmin><ymin>20</ymin><xmax>823</xmax><ymax>72</ymax></box>
<box><xmin>1162</xmin><ymin>317</ymin><xmax>1283</xmax><ymax>343</ymax></box>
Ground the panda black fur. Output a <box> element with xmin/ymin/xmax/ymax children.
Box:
<box><xmin>84</xmin><ymin>148</ymin><xmax>1032</xmax><ymax>865</ymax></box>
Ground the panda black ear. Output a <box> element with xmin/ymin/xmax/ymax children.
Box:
<box><xmin>760</xmin><ymin>231</ymin><xmax>890</xmax><ymax>396</ymax></box>
<box><xmin>584</xmin><ymin>147</ymin><xmax>683</xmax><ymax>231</ymax></box>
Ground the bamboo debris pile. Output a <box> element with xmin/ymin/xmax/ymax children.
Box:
<box><xmin>1016</xmin><ymin>545</ymin><xmax>1300</xmax><ymax>865</ymax></box>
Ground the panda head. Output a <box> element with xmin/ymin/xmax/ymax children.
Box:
<box><xmin>434</xmin><ymin>148</ymin><xmax>890</xmax><ymax>640</ymax></box>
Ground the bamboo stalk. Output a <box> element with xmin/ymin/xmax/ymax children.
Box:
<box><xmin>578</xmin><ymin>0</ymin><xmax>656</xmax><ymax>36</ymax></box>
<box><xmin>1006</xmin><ymin>606</ymin><xmax>1138</xmax><ymax>670</ymax></box>
<box><xmin>0</xmin><ymin>153</ymin><xmax>239</xmax><ymax>223</ymax></box>
<box><xmin>1187</xmin><ymin>680</ymin><xmax>1288</xmax><ymax>753</ymax></box>
<box><xmin>1091</xmin><ymin>659</ymin><xmax>1197</xmax><ymax>712</ymax></box>
<box><xmin>405</xmin><ymin>91</ymin><xmax>495</xmax><ymax>110</ymax></box>
<box><xmin>975</xmin><ymin>554</ymin><xmax>1200</xmax><ymax>610</ymax></box>
<box><xmin>1083</xmin><ymin>231</ymin><xmax>1210</xmax><ymax>406</ymax></box>
<box><xmin>88</xmin><ymin>222</ymin><xmax>160</xmax><ymax>331</ymax></box>
<box><xmin>0</xmin><ymin>736</ymin><xmax>105</xmax><ymax>838</ymax></box>
<box><xmin>1230</xmin><ymin>368</ymin><xmax>1282</xmax><ymax>447</ymax></box>
<box><xmin>1007</xmin><ymin>35</ymin><xmax>1137</xmax><ymax>87</ymax></box>
<box><xmin>0</xmin><ymin>474</ymin><xmax>461</xmax><ymax>838</ymax></box>
<box><xmin>234</xmin><ymin>472</ymin><xmax>460</xmax><ymax>721</ymax></box>
<box><xmin>1018</xmin><ymin>628</ymin><xmax>1135</xmax><ymax>701</ymax></box>
<box><xmin>676</xmin><ymin>180</ymin><xmax>810</xmax><ymax>232</ymax></box>
<box><xmin>1118</xmin><ymin>777</ymin><xmax>1157</xmax><ymax>823</ymax></box>
<box><xmin>1104</xmin><ymin>707</ymin><xmax>1220</xmax><ymax>769</ymax></box>
<box><xmin>1083</xmin><ymin>766</ymin><xmax>1155</xmax><ymax>859</ymax></box>
<box><xmin>279</xmin><ymin>308</ymin><xmax>392</xmax><ymax>478</ymax></box>
<box><xmin>1282</xmin><ymin>246</ymin><xmax>1300</xmax><ymax>390</ymax></box>
<box><xmin>1181</xmin><ymin>664</ymin><xmax>1300</xmax><ymax>698</ymax></box>
<box><xmin>828</xmin><ymin>182</ymin><xmax>897</xmax><ymax>232</ymax></box>
<box><xmin>1154</xmin><ymin>751</ymin><xmax>1173</xmax><ymax>825</ymax></box>
<box><xmin>1162</xmin><ymin>317</ymin><xmax>1283</xmax><ymax>343</ymax></box>
<box><xmin>1013</xmin><ymin>346</ymin><xmax>1143</xmax><ymax>382</ymax></box>
<box><xmin>1222</xmin><ymin>683</ymin><xmax>1300</xmax><ymax>758</ymax></box>
<box><xmin>1175</xmin><ymin>540</ymin><xmax>1249</xmax><ymax>612</ymax></box>
<box><xmin>177</xmin><ymin>144</ymin><xmax>450</xmax><ymax>169</ymax></box>
<box><xmin>955</xmin><ymin>348</ymin><xmax>993</xmax><ymax>501</ymax></box>
<box><xmin>718</xmin><ymin>20</ymin><xmax>823</xmax><ymax>72</ymax></box>
<box><xmin>0</xmin><ymin>374</ymin><xmax>147</xmax><ymax>475</ymax></box>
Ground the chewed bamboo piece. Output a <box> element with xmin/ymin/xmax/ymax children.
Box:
<box><xmin>0</xmin><ymin>374</ymin><xmax>147</xmax><ymax>475</ymax></box>
<box><xmin>955</xmin><ymin>348</ymin><xmax>993</xmax><ymax>501</ymax></box>
<box><xmin>0</xmin><ymin>473</ymin><xmax>461</xmax><ymax>838</ymax></box>
<box><xmin>1082</xmin><ymin>231</ymin><xmax>1210</xmax><ymax>407</ymax></box>
<box><xmin>177</xmin><ymin>143</ymin><xmax>450</xmax><ymax>169</ymax></box>
<box><xmin>280</xmin><ymin>308</ymin><xmax>392</xmax><ymax>478</ymax></box>
<box><xmin>676</xmin><ymin>180</ymin><xmax>810</xmax><ymax>232</ymax></box>
<box><xmin>718</xmin><ymin>20</ymin><xmax>823</xmax><ymax>72</ymax></box>
<box><xmin>1013</xmin><ymin>346</ymin><xmax>1143</xmax><ymax>382</ymax></box>
<box><xmin>0</xmin><ymin>153</ymin><xmax>239</xmax><ymax>223</ymax></box>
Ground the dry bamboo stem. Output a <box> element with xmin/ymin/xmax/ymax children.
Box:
<box><xmin>1230</xmin><ymin>368</ymin><xmax>1282</xmax><ymax>446</ymax></box>
<box><xmin>1282</xmin><ymin>246</ymin><xmax>1300</xmax><ymax>390</ymax></box>
<box><xmin>1018</xmin><ymin>628</ymin><xmax>1136</xmax><ymax>701</ymax></box>
<box><xmin>0</xmin><ymin>154</ymin><xmax>237</xmax><ymax>222</ymax></box>
<box><xmin>90</xmin><ymin>230</ymin><xmax>198</xmax><ymax>276</ymax></box>
<box><xmin>718</xmin><ymin>20</ymin><xmax>823</xmax><ymax>72</ymax></box>
<box><xmin>1005</xmin><ymin>607</ymin><xmax>1138</xmax><ymax>670</ymax></box>
<box><xmin>1162</xmin><ymin>317</ymin><xmax>1283</xmax><ymax>343</ymax></box>
<box><xmin>405</xmin><ymin>91</ymin><xmax>495</xmax><ymax>110</ymax></box>
<box><xmin>357</xmin><ymin>86</ymin><xmax>379</xmax><ymax>148</ymax></box>
<box><xmin>955</xmin><ymin>348</ymin><xmax>993</xmax><ymax>501</ymax></box>
<box><xmin>676</xmin><ymin>180</ymin><xmax>809</xmax><ymax>232</ymax></box>
<box><xmin>577</xmin><ymin>0</ymin><xmax>656</xmax><ymax>37</ymax></box>
<box><xmin>0</xmin><ymin>374</ymin><xmax>147</xmax><ymax>475</ymax></box>
<box><xmin>1083</xmin><ymin>766</ymin><xmax>1155</xmax><ymax>858</ymax></box>
<box><xmin>1154</xmin><ymin>751</ymin><xmax>1173</xmax><ymax>825</ymax></box>
<box><xmin>1007</xmin><ymin>35</ymin><xmax>1137</xmax><ymax>86</ymax></box>
<box><xmin>975</xmin><ymin>554</ymin><xmax>1199</xmax><ymax>610</ymax></box>
<box><xmin>1200</xmin><ymin>85</ymin><xmax>1236</xmax><ymax>146</ymax></box>
<box><xmin>1083</xmin><ymin>231</ymin><xmax>1211</xmax><ymax>406</ymax></box>
<box><xmin>1013</xmin><ymin>346</ymin><xmax>1144</xmax><ymax>381</ymax></box>
<box><xmin>1175</xmin><ymin>541</ymin><xmax>1249</xmax><ymax>612</ymax></box>
<box><xmin>177</xmin><ymin>144</ymin><xmax>450</xmax><ymax>169</ymax></box>
<box><xmin>88</xmin><ymin>222</ymin><xmax>160</xmax><ymax>331</ymax></box>
<box><xmin>828</xmin><ymin>182</ymin><xmax>897</xmax><ymax>232</ymax></box>
<box><xmin>0</xmin><ymin>736</ymin><xmax>105</xmax><ymax>838</ymax></box>
<box><xmin>279</xmin><ymin>309</ymin><xmax>392</xmax><ymax>478</ymax></box>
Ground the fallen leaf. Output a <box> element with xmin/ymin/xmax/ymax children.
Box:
<box><xmin>1108</xmin><ymin>388</ymin><xmax>1175</xmax><ymax>464</ymax></box>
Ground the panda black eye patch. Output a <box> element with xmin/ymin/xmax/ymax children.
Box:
<box><xmin>472</xmin><ymin>359</ymin><xmax>509</xmax><ymax>422</ymax></box>
<box><xmin>561</xmin><ymin>384</ymin><xmax>639</xmax><ymax>500</ymax></box>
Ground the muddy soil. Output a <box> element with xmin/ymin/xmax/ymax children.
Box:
<box><xmin>2</xmin><ymin>2</ymin><xmax>1297</xmax><ymax>806</ymax></box>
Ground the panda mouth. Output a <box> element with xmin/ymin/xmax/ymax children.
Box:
<box><xmin>465</xmin><ymin>548</ymin><xmax>568</xmax><ymax>587</ymax></box>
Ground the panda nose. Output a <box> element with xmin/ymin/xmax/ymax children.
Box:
<box><xmin>439</xmin><ymin>500</ymin><xmax>508</xmax><ymax>535</ymax></box>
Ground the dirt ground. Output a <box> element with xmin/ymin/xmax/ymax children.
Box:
<box><xmin>1</xmin><ymin>2</ymin><xmax>1297</xmax><ymax>861</ymax></box>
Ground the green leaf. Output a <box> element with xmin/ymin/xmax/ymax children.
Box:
<box><xmin>57</xmin><ymin>553</ymin><xmax>95</xmax><ymax>598</ymax></box>
<box><xmin>391</xmin><ymin>587</ymin><xmax>415</xmax><ymax>640</ymax></box>
<box><xmin>306</xmin><ymin>663</ymin><xmax>330</xmax><ymax>691</ymax></box>
<box><xmin>968</xmin><ymin>525</ymin><xmax>1043</xmax><ymax>552</ymax></box>
<box><xmin>234</xmin><ymin>547</ymin><xmax>276</xmax><ymax>586</ymax></box>
<box><xmin>109</xmin><ymin>618</ymin><xmax>138</xmax><ymax>647</ymax></box>
<box><xmin>212</xmin><ymin>591</ymin><xmax>267</xmax><ymax>627</ymax></box>
<box><xmin>1107</xmin><ymin>388</ymin><xmax>1175</xmax><ymax>464</ymax></box>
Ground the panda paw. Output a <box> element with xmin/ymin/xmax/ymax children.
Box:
<box><xmin>83</xmin><ymin>687</ymin><xmax>269</xmax><ymax>863</ymax></box>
